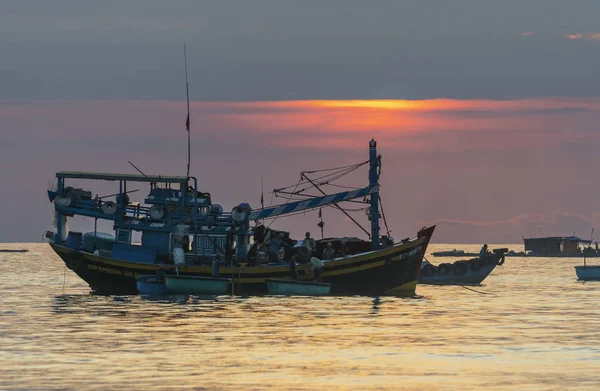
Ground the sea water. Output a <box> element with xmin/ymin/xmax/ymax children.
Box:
<box><xmin>1</xmin><ymin>243</ymin><xmax>599</xmax><ymax>390</ymax></box>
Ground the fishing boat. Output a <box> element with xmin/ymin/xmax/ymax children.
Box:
<box><xmin>419</xmin><ymin>248</ymin><xmax>507</xmax><ymax>285</ymax></box>
<box><xmin>522</xmin><ymin>235</ymin><xmax>600</xmax><ymax>257</ymax></box>
<box><xmin>45</xmin><ymin>139</ymin><xmax>435</xmax><ymax>296</ymax></box>
<box><xmin>164</xmin><ymin>275</ymin><xmax>232</xmax><ymax>295</ymax></box>
<box><xmin>266</xmin><ymin>278</ymin><xmax>331</xmax><ymax>296</ymax></box>
<box><xmin>136</xmin><ymin>274</ymin><xmax>167</xmax><ymax>295</ymax></box>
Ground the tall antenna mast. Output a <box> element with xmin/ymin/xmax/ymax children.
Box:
<box><xmin>184</xmin><ymin>43</ymin><xmax>191</xmax><ymax>178</ymax></box>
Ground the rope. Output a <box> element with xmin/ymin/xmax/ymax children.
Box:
<box><xmin>325</xmin><ymin>183</ymin><xmax>361</xmax><ymax>190</ymax></box>
<box><xmin>459</xmin><ymin>285</ymin><xmax>491</xmax><ymax>295</ymax></box>
<box><xmin>267</xmin><ymin>177</ymin><xmax>302</xmax><ymax>228</ymax></box>
<box><xmin>379</xmin><ymin>194</ymin><xmax>390</xmax><ymax>235</ymax></box>
<box><xmin>302</xmin><ymin>160</ymin><xmax>369</xmax><ymax>174</ymax></box>
<box><xmin>274</xmin><ymin>160</ymin><xmax>366</xmax><ymax>192</ymax></box>
<box><xmin>62</xmin><ymin>264</ymin><xmax>67</xmax><ymax>292</ymax></box>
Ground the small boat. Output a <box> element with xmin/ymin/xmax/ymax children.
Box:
<box><xmin>164</xmin><ymin>275</ymin><xmax>232</xmax><ymax>295</ymax></box>
<box><xmin>575</xmin><ymin>265</ymin><xmax>600</xmax><ymax>280</ymax></box>
<box><xmin>0</xmin><ymin>249</ymin><xmax>29</xmax><ymax>253</ymax></box>
<box><xmin>266</xmin><ymin>278</ymin><xmax>331</xmax><ymax>296</ymax></box>
<box><xmin>419</xmin><ymin>248</ymin><xmax>507</xmax><ymax>285</ymax></box>
<box><xmin>136</xmin><ymin>274</ymin><xmax>167</xmax><ymax>295</ymax></box>
<box><xmin>431</xmin><ymin>249</ymin><xmax>475</xmax><ymax>257</ymax></box>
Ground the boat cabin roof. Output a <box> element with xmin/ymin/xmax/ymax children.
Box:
<box><xmin>56</xmin><ymin>171</ymin><xmax>191</xmax><ymax>184</ymax></box>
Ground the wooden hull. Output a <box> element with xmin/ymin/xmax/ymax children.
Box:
<box><xmin>165</xmin><ymin>275</ymin><xmax>232</xmax><ymax>295</ymax></box>
<box><xmin>419</xmin><ymin>252</ymin><xmax>503</xmax><ymax>285</ymax></box>
<box><xmin>266</xmin><ymin>279</ymin><xmax>331</xmax><ymax>296</ymax></box>
<box><xmin>49</xmin><ymin>225</ymin><xmax>435</xmax><ymax>297</ymax></box>
<box><xmin>575</xmin><ymin>266</ymin><xmax>600</xmax><ymax>280</ymax></box>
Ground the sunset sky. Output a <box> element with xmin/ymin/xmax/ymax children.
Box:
<box><xmin>2</xmin><ymin>1</ymin><xmax>600</xmax><ymax>243</ymax></box>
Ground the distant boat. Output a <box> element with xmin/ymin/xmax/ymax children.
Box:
<box><xmin>0</xmin><ymin>249</ymin><xmax>29</xmax><ymax>253</ymax></box>
<box><xmin>575</xmin><ymin>266</ymin><xmax>600</xmax><ymax>281</ymax></box>
<box><xmin>523</xmin><ymin>236</ymin><xmax>600</xmax><ymax>257</ymax></box>
<box><xmin>164</xmin><ymin>275</ymin><xmax>232</xmax><ymax>295</ymax></box>
<box><xmin>266</xmin><ymin>278</ymin><xmax>331</xmax><ymax>296</ymax></box>
<box><xmin>419</xmin><ymin>248</ymin><xmax>507</xmax><ymax>285</ymax></box>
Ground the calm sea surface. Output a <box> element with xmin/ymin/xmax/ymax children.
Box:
<box><xmin>1</xmin><ymin>243</ymin><xmax>599</xmax><ymax>390</ymax></box>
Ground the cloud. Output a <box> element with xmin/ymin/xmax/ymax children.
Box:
<box><xmin>2</xmin><ymin>97</ymin><xmax>600</xmax><ymax>242</ymax></box>
<box><xmin>565</xmin><ymin>32</ymin><xmax>600</xmax><ymax>41</ymax></box>
<box><xmin>566</xmin><ymin>33</ymin><xmax>584</xmax><ymax>40</ymax></box>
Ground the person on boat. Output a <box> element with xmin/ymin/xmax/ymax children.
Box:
<box><xmin>479</xmin><ymin>244</ymin><xmax>489</xmax><ymax>259</ymax></box>
<box><xmin>336</xmin><ymin>241</ymin><xmax>351</xmax><ymax>257</ymax></box>
<box><xmin>310</xmin><ymin>257</ymin><xmax>325</xmax><ymax>283</ymax></box>
<box><xmin>289</xmin><ymin>254</ymin><xmax>299</xmax><ymax>280</ymax></box>
<box><xmin>247</xmin><ymin>242</ymin><xmax>258</xmax><ymax>266</ymax></box>
<box><xmin>302</xmin><ymin>232</ymin><xmax>317</xmax><ymax>256</ymax></box>
<box><xmin>212</xmin><ymin>255</ymin><xmax>221</xmax><ymax>278</ymax></box>
<box><xmin>322</xmin><ymin>242</ymin><xmax>336</xmax><ymax>260</ymax></box>
<box><xmin>266</xmin><ymin>232</ymin><xmax>290</xmax><ymax>264</ymax></box>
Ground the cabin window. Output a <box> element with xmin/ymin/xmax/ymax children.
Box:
<box><xmin>116</xmin><ymin>229</ymin><xmax>131</xmax><ymax>244</ymax></box>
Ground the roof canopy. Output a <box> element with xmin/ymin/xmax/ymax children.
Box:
<box><xmin>56</xmin><ymin>171</ymin><xmax>190</xmax><ymax>184</ymax></box>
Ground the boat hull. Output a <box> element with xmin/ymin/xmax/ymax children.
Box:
<box><xmin>49</xmin><ymin>226</ymin><xmax>434</xmax><ymax>296</ymax></box>
<box><xmin>575</xmin><ymin>266</ymin><xmax>600</xmax><ymax>280</ymax></box>
<box><xmin>266</xmin><ymin>279</ymin><xmax>331</xmax><ymax>296</ymax></box>
<box><xmin>136</xmin><ymin>275</ymin><xmax>167</xmax><ymax>295</ymax></box>
<box><xmin>165</xmin><ymin>275</ymin><xmax>232</xmax><ymax>295</ymax></box>
<box><xmin>419</xmin><ymin>252</ymin><xmax>503</xmax><ymax>285</ymax></box>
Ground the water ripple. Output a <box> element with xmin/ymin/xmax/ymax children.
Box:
<box><xmin>1</xmin><ymin>243</ymin><xmax>599</xmax><ymax>390</ymax></box>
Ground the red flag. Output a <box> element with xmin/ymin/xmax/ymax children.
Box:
<box><xmin>185</xmin><ymin>114</ymin><xmax>190</xmax><ymax>131</ymax></box>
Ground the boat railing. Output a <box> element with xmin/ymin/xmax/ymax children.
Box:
<box><xmin>56</xmin><ymin>197</ymin><xmax>234</xmax><ymax>229</ymax></box>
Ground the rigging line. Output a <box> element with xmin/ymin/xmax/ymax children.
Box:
<box><xmin>267</xmin><ymin>177</ymin><xmax>302</xmax><ymax>229</ymax></box>
<box><xmin>274</xmin><ymin>162</ymin><xmax>363</xmax><ymax>193</ymax></box>
<box><xmin>459</xmin><ymin>285</ymin><xmax>492</xmax><ymax>295</ymax></box>
<box><xmin>324</xmin><ymin>183</ymin><xmax>361</xmax><ymax>190</ymax></box>
<box><xmin>310</xmin><ymin>165</ymin><xmax>366</xmax><ymax>185</ymax></box>
<box><xmin>301</xmin><ymin>172</ymin><xmax>371</xmax><ymax>238</ymax></box>
<box><xmin>302</xmin><ymin>160</ymin><xmax>369</xmax><ymax>174</ymax></box>
<box><xmin>273</xmin><ymin>184</ymin><xmax>314</xmax><ymax>197</ymax></box>
<box><xmin>302</xmin><ymin>162</ymin><xmax>364</xmax><ymax>181</ymax></box>
<box><xmin>379</xmin><ymin>194</ymin><xmax>391</xmax><ymax>235</ymax></box>
<box><xmin>273</xmin><ymin>168</ymin><xmax>352</xmax><ymax>192</ymax></box>
<box><xmin>274</xmin><ymin>167</ymin><xmax>357</xmax><ymax>195</ymax></box>
<box><xmin>303</xmin><ymin>164</ymin><xmax>363</xmax><ymax>184</ymax></box>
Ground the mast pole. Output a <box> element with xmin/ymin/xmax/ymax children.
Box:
<box><xmin>369</xmin><ymin>139</ymin><xmax>380</xmax><ymax>250</ymax></box>
<box><xmin>184</xmin><ymin>43</ymin><xmax>191</xmax><ymax>179</ymax></box>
